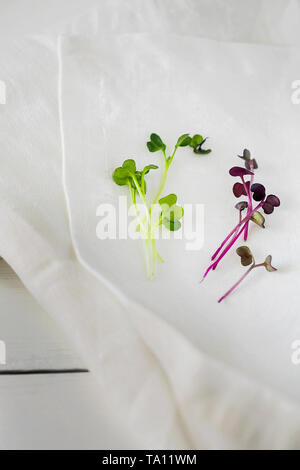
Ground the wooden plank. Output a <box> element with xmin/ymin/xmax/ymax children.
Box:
<box><xmin>0</xmin><ymin>258</ymin><xmax>83</xmax><ymax>371</ymax></box>
<box><xmin>0</xmin><ymin>372</ymin><xmax>132</xmax><ymax>449</ymax></box>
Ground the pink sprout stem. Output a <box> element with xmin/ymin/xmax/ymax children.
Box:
<box><xmin>218</xmin><ymin>262</ymin><xmax>265</xmax><ymax>303</ymax></box>
<box><xmin>218</xmin><ymin>265</ymin><xmax>254</xmax><ymax>303</ymax></box>
<box><xmin>212</xmin><ymin>223</ymin><xmax>248</xmax><ymax>270</ymax></box>
<box><xmin>241</xmin><ymin>174</ymin><xmax>253</xmax><ymax>242</ymax></box>
<box><xmin>211</xmin><ymin>205</ymin><xmax>255</xmax><ymax>261</ymax></box>
<box><xmin>244</xmin><ymin>172</ymin><xmax>254</xmax><ymax>241</ymax></box>
<box><xmin>211</xmin><ymin>223</ymin><xmax>243</xmax><ymax>261</ymax></box>
<box><xmin>203</xmin><ymin>199</ymin><xmax>265</xmax><ymax>280</ymax></box>
<box><xmin>244</xmin><ymin>221</ymin><xmax>249</xmax><ymax>241</ymax></box>
<box><xmin>243</xmin><ymin>214</ymin><xmax>250</xmax><ymax>241</ymax></box>
<box><xmin>211</xmin><ymin>198</ymin><xmax>263</xmax><ymax>262</ymax></box>
<box><xmin>203</xmin><ymin>223</ymin><xmax>247</xmax><ymax>279</ymax></box>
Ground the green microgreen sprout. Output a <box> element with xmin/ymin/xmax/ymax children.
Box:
<box><xmin>218</xmin><ymin>246</ymin><xmax>277</xmax><ymax>303</ymax></box>
<box><xmin>113</xmin><ymin>132</ymin><xmax>211</xmax><ymax>279</ymax></box>
<box><xmin>188</xmin><ymin>134</ymin><xmax>212</xmax><ymax>155</ymax></box>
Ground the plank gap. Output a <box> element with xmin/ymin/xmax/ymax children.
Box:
<box><xmin>0</xmin><ymin>368</ymin><xmax>89</xmax><ymax>375</ymax></box>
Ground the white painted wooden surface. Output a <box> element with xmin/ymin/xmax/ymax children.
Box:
<box><xmin>0</xmin><ymin>373</ymin><xmax>132</xmax><ymax>449</ymax></box>
<box><xmin>0</xmin><ymin>257</ymin><xmax>129</xmax><ymax>449</ymax></box>
<box><xmin>0</xmin><ymin>257</ymin><xmax>83</xmax><ymax>371</ymax></box>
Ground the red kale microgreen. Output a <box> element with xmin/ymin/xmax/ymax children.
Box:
<box><xmin>235</xmin><ymin>201</ymin><xmax>248</xmax><ymax>212</ymax></box>
<box><xmin>265</xmin><ymin>194</ymin><xmax>280</xmax><ymax>207</ymax></box>
<box><xmin>251</xmin><ymin>183</ymin><xmax>266</xmax><ymax>201</ymax></box>
<box><xmin>233</xmin><ymin>181</ymin><xmax>250</xmax><ymax>198</ymax></box>
<box><xmin>235</xmin><ymin>201</ymin><xmax>248</xmax><ymax>224</ymax></box>
<box><xmin>238</xmin><ymin>148</ymin><xmax>258</xmax><ymax>170</ymax></box>
<box><xmin>201</xmin><ymin>149</ymin><xmax>280</xmax><ymax>288</ymax></box>
<box><xmin>236</xmin><ymin>245</ymin><xmax>253</xmax><ymax>266</ymax></box>
<box><xmin>229</xmin><ymin>166</ymin><xmax>254</xmax><ymax>177</ymax></box>
<box><xmin>218</xmin><ymin>247</ymin><xmax>277</xmax><ymax>303</ymax></box>
<box><xmin>262</xmin><ymin>194</ymin><xmax>280</xmax><ymax>214</ymax></box>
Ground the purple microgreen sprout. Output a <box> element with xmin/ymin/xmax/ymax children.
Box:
<box><xmin>238</xmin><ymin>148</ymin><xmax>258</xmax><ymax>170</ymax></box>
<box><xmin>233</xmin><ymin>181</ymin><xmax>250</xmax><ymax>198</ymax></box>
<box><xmin>201</xmin><ymin>149</ymin><xmax>280</xmax><ymax>281</ymax></box>
<box><xmin>218</xmin><ymin>247</ymin><xmax>277</xmax><ymax>303</ymax></box>
<box><xmin>251</xmin><ymin>183</ymin><xmax>266</xmax><ymax>201</ymax></box>
<box><xmin>262</xmin><ymin>194</ymin><xmax>280</xmax><ymax>214</ymax></box>
<box><xmin>235</xmin><ymin>200</ymin><xmax>248</xmax><ymax>224</ymax></box>
<box><xmin>229</xmin><ymin>166</ymin><xmax>254</xmax><ymax>177</ymax></box>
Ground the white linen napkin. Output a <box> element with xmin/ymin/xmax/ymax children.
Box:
<box><xmin>59</xmin><ymin>31</ymin><xmax>300</xmax><ymax>402</ymax></box>
<box><xmin>1</xmin><ymin>2</ymin><xmax>300</xmax><ymax>449</ymax></box>
<box><xmin>67</xmin><ymin>0</ymin><xmax>300</xmax><ymax>46</ymax></box>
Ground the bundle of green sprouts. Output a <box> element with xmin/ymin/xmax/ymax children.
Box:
<box><xmin>113</xmin><ymin>133</ymin><xmax>211</xmax><ymax>278</ymax></box>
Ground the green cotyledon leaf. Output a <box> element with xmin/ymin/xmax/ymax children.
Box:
<box><xmin>168</xmin><ymin>205</ymin><xmax>184</xmax><ymax>222</ymax></box>
<box><xmin>146</xmin><ymin>133</ymin><xmax>166</xmax><ymax>152</ymax></box>
<box><xmin>122</xmin><ymin>159</ymin><xmax>136</xmax><ymax>173</ymax></box>
<box><xmin>142</xmin><ymin>164</ymin><xmax>159</xmax><ymax>176</ymax></box>
<box><xmin>162</xmin><ymin>218</ymin><xmax>182</xmax><ymax>231</ymax></box>
<box><xmin>159</xmin><ymin>194</ymin><xmax>177</xmax><ymax>208</ymax></box>
<box><xmin>176</xmin><ymin>134</ymin><xmax>192</xmax><ymax>147</ymax></box>
<box><xmin>159</xmin><ymin>194</ymin><xmax>184</xmax><ymax>231</ymax></box>
<box><xmin>113</xmin><ymin>167</ymin><xmax>131</xmax><ymax>186</ymax></box>
<box><xmin>112</xmin><ymin>159</ymin><xmax>137</xmax><ymax>186</ymax></box>
<box><xmin>189</xmin><ymin>134</ymin><xmax>203</xmax><ymax>149</ymax></box>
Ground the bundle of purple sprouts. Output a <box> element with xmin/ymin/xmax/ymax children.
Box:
<box><xmin>202</xmin><ymin>149</ymin><xmax>280</xmax><ymax>300</ymax></box>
